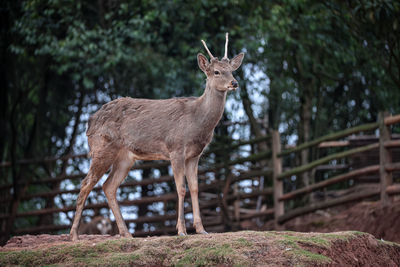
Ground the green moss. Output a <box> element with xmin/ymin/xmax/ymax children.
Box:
<box><xmin>110</xmin><ymin>252</ymin><xmax>140</xmax><ymax>264</ymax></box>
<box><xmin>261</xmin><ymin>231</ymin><xmax>283</xmax><ymax>238</ymax></box>
<box><xmin>278</xmin><ymin>239</ymin><xmax>297</xmax><ymax>247</ymax></box>
<box><xmin>235</xmin><ymin>237</ymin><xmax>253</xmax><ymax>247</ymax></box>
<box><xmin>0</xmin><ymin>239</ymin><xmax>141</xmax><ymax>267</ymax></box>
<box><xmin>95</xmin><ymin>238</ymin><xmax>132</xmax><ymax>252</ymax></box>
<box><xmin>322</xmin><ymin>231</ymin><xmax>363</xmax><ymax>242</ymax></box>
<box><xmin>272</xmin><ymin>232</ymin><xmax>333</xmax><ymax>265</ymax></box>
<box><xmin>273</xmin><ymin>231</ymin><xmax>367</xmax><ymax>249</ymax></box>
<box><xmin>0</xmin><ymin>250</ymin><xmax>44</xmax><ymax>266</ymax></box>
<box><xmin>349</xmin><ymin>231</ymin><xmax>368</xmax><ymax>236</ymax></box>
<box><xmin>276</xmin><ymin>238</ymin><xmax>331</xmax><ymax>264</ymax></box>
<box><xmin>73</xmin><ymin>252</ymin><xmax>140</xmax><ymax>267</ymax></box>
<box><xmin>175</xmin><ymin>243</ymin><xmax>247</xmax><ymax>267</ymax></box>
<box><xmin>278</xmin><ymin>233</ymin><xmax>330</xmax><ymax>247</ymax></box>
<box><xmin>291</xmin><ymin>249</ymin><xmax>331</xmax><ymax>263</ymax></box>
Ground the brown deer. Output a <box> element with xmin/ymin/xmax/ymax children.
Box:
<box><xmin>70</xmin><ymin>33</ymin><xmax>244</xmax><ymax>241</ymax></box>
<box><xmin>78</xmin><ymin>216</ymin><xmax>115</xmax><ymax>235</ymax></box>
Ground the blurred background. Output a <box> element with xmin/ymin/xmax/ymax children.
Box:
<box><xmin>1</xmin><ymin>0</ymin><xmax>400</xmax><ymax>245</ymax></box>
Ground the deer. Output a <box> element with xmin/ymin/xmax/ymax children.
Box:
<box><xmin>69</xmin><ymin>33</ymin><xmax>244</xmax><ymax>241</ymax></box>
<box><xmin>78</xmin><ymin>216</ymin><xmax>115</xmax><ymax>235</ymax></box>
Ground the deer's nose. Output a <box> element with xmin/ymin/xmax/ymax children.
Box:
<box><xmin>231</xmin><ymin>81</ymin><xmax>238</xmax><ymax>88</ymax></box>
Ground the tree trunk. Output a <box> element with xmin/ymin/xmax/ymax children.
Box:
<box><xmin>241</xmin><ymin>81</ymin><xmax>271</xmax><ymax>226</ymax></box>
<box><xmin>299</xmin><ymin>88</ymin><xmax>312</xmax><ymax>187</ymax></box>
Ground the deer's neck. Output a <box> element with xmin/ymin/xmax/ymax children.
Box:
<box><xmin>197</xmin><ymin>82</ymin><xmax>227</xmax><ymax>131</ymax></box>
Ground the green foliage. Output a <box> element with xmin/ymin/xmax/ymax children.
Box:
<box><xmin>249</xmin><ymin>1</ymin><xmax>400</xmax><ymax>140</ymax></box>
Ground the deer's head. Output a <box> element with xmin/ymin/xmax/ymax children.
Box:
<box><xmin>197</xmin><ymin>33</ymin><xmax>244</xmax><ymax>92</ymax></box>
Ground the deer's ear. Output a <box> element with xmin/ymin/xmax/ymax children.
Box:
<box><xmin>197</xmin><ymin>53</ymin><xmax>209</xmax><ymax>73</ymax></box>
<box><xmin>230</xmin><ymin>52</ymin><xmax>245</xmax><ymax>71</ymax></box>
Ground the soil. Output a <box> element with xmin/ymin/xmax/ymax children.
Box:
<box><xmin>1</xmin><ymin>231</ymin><xmax>399</xmax><ymax>266</ymax></box>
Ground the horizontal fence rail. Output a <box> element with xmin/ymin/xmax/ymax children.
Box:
<box><xmin>278</xmin><ymin>165</ymin><xmax>381</xmax><ymax>201</ymax></box>
<box><xmin>278</xmin><ymin>114</ymin><xmax>400</xmax><ymax>157</ymax></box>
<box><xmin>277</xmin><ymin>143</ymin><xmax>379</xmax><ymax>180</ymax></box>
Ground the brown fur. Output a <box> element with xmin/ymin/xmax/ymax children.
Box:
<box><xmin>70</xmin><ymin>34</ymin><xmax>244</xmax><ymax>241</ymax></box>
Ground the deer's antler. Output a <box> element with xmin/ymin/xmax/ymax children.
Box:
<box><xmin>222</xmin><ymin>32</ymin><xmax>229</xmax><ymax>61</ymax></box>
<box><xmin>201</xmin><ymin>39</ymin><xmax>215</xmax><ymax>60</ymax></box>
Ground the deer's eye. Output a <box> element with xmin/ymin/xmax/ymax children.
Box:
<box><xmin>214</xmin><ymin>71</ymin><xmax>220</xmax><ymax>75</ymax></box>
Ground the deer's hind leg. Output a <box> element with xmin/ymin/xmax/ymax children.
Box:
<box><xmin>70</xmin><ymin>153</ymin><xmax>115</xmax><ymax>241</ymax></box>
<box><xmin>102</xmin><ymin>149</ymin><xmax>135</xmax><ymax>238</ymax></box>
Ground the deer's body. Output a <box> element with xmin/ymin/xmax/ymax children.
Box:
<box><xmin>70</xmin><ymin>33</ymin><xmax>244</xmax><ymax>241</ymax></box>
<box><xmin>88</xmin><ymin>90</ymin><xmax>225</xmax><ymax>162</ymax></box>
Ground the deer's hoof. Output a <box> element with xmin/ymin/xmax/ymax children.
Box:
<box><xmin>198</xmin><ymin>230</ymin><xmax>208</xmax><ymax>235</ymax></box>
<box><xmin>178</xmin><ymin>232</ymin><xmax>187</xmax><ymax>236</ymax></box>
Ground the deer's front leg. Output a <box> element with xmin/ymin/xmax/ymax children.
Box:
<box><xmin>185</xmin><ymin>156</ymin><xmax>207</xmax><ymax>234</ymax></box>
<box><xmin>170</xmin><ymin>153</ymin><xmax>187</xmax><ymax>236</ymax></box>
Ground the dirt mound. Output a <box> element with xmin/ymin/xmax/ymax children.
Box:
<box><xmin>280</xmin><ymin>200</ymin><xmax>400</xmax><ymax>243</ymax></box>
<box><xmin>1</xmin><ymin>231</ymin><xmax>399</xmax><ymax>266</ymax></box>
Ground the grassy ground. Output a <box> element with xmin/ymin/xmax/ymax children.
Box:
<box><xmin>1</xmin><ymin>231</ymin><xmax>399</xmax><ymax>266</ymax></box>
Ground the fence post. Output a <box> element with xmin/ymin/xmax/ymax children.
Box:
<box><xmin>272</xmin><ymin>130</ymin><xmax>283</xmax><ymax>227</ymax></box>
<box><xmin>379</xmin><ymin>111</ymin><xmax>393</xmax><ymax>207</ymax></box>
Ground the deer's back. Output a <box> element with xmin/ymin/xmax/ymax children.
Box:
<box><xmin>86</xmin><ymin>97</ymin><xmax>205</xmax><ymax>159</ymax></box>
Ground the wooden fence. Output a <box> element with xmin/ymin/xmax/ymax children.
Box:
<box><xmin>1</xmin><ymin>112</ymin><xmax>400</xmax><ymax>238</ymax></box>
<box><xmin>273</xmin><ymin>112</ymin><xmax>400</xmax><ymax>225</ymax></box>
